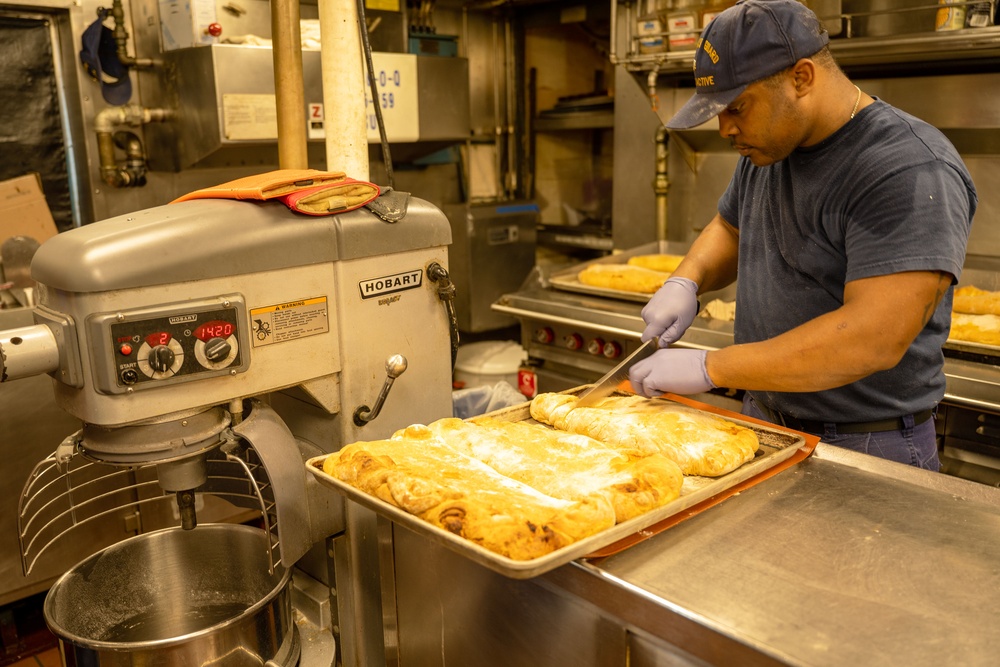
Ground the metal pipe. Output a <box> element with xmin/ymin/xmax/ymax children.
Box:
<box><xmin>94</xmin><ymin>104</ymin><xmax>171</xmax><ymax>187</ymax></box>
<box><xmin>271</xmin><ymin>0</ymin><xmax>309</xmax><ymax>169</ymax></box>
<box><xmin>319</xmin><ymin>0</ymin><xmax>369</xmax><ymax>178</ymax></box>
<box><xmin>109</xmin><ymin>0</ymin><xmax>155</xmax><ymax>68</ymax></box>
<box><xmin>114</xmin><ymin>131</ymin><xmax>147</xmax><ymax>186</ymax></box>
<box><xmin>654</xmin><ymin>126</ymin><xmax>669</xmax><ymax>241</ymax></box>
<box><xmin>492</xmin><ymin>18</ymin><xmax>504</xmax><ymax>199</ymax></box>
<box><xmin>505</xmin><ymin>16</ymin><xmax>517</xmax><ymax>197</ymax></box>
<box><xmin>609</xmin><ymin>0</ymin><xmax>619</xmax><ymax>64</ymax></box>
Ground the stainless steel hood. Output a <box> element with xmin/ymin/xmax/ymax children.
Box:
<box><xmin>140</xmin><ymin>45</ymin><xmax>471</xmax><ymax>170</ymax></box>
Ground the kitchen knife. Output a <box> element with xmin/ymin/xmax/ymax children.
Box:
<box><xmin>575</xmin><ymin>338</ymin><xmax>658</xmax><ymax>407</ymax></box>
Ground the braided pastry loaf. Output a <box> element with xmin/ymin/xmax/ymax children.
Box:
<box><xmin>324</xmin><ymin>417</ymin><xmax>683</xmax><ymax>561</ymax></box>
<box><xmin>529</xmin><ymin>393</ymin><xmax>759</xmax><ymax>477</ymax></box>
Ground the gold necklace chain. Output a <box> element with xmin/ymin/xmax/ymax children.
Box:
<box><xmin>850</xmin><ymin>85</ymin><xmax>863</xmax><ymax>120</ymax></box>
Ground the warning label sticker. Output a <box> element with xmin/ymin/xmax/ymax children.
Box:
<box><xmin>249</xmin><ymin>296</ymin><xmax>329</xmax><ymax>347</ymax></box>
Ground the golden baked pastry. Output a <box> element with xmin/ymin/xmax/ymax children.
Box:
<box><xmin>428</xmin><ymin>417</ymin><xmax>683</xmax><ymax>522</ymax></box>
<box><xmin>530</xmin><ymin>393</ymin><xmax>760</xmax><ymax>477</ymax></box>
<box><xmin>577</xmin><ymin>263</ymin><xmax>670</xmax><ymax>294</ymax></box>
<box><xmin>953</xmin><ymin>285</ymin><xmax>1000</xmax><ymax>316</ymax></box>
<box><xmin>324</xmin><ymin>424</ymin><xmax>616</xmax><ymax>560</ymax></box>
<box><xmin>627</xmin><ymin>253</ymin><xmax>685</xmax><ymax>274</ymax></box>
<box><xmin>949</xmin><ymin>312</ymin><xmax>1000</xmax><ymax>346</ymax></box>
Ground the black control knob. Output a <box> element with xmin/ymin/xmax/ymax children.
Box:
<box><xmin>149</xmin><ymin>345</ymin><xmax>175</xmax><ymax>373</ymax></box>
<box><xmin>204</xmin><ymin>337</ymin><xmax>232</xmax><ymax>362</ymax></box>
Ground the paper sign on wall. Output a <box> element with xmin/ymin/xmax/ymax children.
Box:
<box><xmin>222</xmin><ymin>94</ymin><xmax>278</xmax><ymax>140</ymax></box>
<box><xmin>364</xmin><ymin>52</ymin><xmax>419</xmax><ymax>143</ymax></box>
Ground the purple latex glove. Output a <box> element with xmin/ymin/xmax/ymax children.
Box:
<box><xmin>628</xmin><ymin>348</ymin><xmax>716</xmax><ymax>397</ymax></box>
<box><xmin>641</xmin><ymin>277</ymin><xmax>699</xmax><ymax>346</ymax></box>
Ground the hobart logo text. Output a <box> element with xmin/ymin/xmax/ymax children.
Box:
<box><xmin>359</xmin><ymin>269</ymin><xmax>423</xmax><ymax>300</ymax></box>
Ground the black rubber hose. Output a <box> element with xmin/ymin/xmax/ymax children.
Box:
<box><xmin>428</xmin><ymin>262</ymin><xmax>460</xmax><ymax>370</ymax></box>
<box><xmin>356</xmin><ymin>0</ymin><xmax>394</xmax><ymax>188</ymax></box>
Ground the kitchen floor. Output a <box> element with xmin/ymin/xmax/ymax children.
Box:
<box><xmin>0</xmin><ymin>593</ymin><xmax>59</xmax><ymax>667</ymax></box>
<box><xmin>5</xmin><ymin>649</ymin><xmax>59</xmax><ymax>667</ymax></box>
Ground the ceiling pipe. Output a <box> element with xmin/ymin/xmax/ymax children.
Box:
<box><xmin>318</xmin><ymin>0</ymin><xmax>369</xmax><ymax>179</ymax></box>
<box><xmin>271</xmin><ymin>0</ymin><xmax>309</xmax><ymax>169</ymax></box>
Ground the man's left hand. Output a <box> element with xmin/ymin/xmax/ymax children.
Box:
<box><xmin>628</xmin><ymin>348</ymin><xmax>716</xmax><ymax>397</ymax></box>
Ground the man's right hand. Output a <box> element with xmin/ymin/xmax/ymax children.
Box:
<box><xmin>641</xmin><ymin>277</ymin><xmax>700</xmax><ymax>346</ymax></box>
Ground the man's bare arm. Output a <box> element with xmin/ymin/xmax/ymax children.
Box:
<box><xmin>671</xmin><ymin>213</ymin><xmax>740</xmax><ymax>295</ymax></box>
<box><xmin>706</xmin><ymin>270</ymin><xmax>952</xmax><ymax>392</ymax></box>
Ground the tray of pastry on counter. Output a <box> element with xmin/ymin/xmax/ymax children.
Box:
<box><xmin>947</xmin><ymin>284</ymin><xmax>1000</xmax><ymax>355</ymax></box>
<box><xmin>306</xmin><ymin>389</ymin><xmax>817</xmax><ymax>579</ymax></box>
<box><xmin>547</xmin><ymin>242</ymin><xmax>687</xmax><ymax>303</ymax></box>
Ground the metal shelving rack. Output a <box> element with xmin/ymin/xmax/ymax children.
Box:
<box><xmin>610</xmin><ymin>0</ymin><xmax>1000</xmax><ymax>75</ymax></box>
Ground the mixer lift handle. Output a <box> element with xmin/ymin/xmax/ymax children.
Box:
<box><xmin>353</xmin><ymin>354</ymin><xmax>408</xmax><ymax>426</ymax></box>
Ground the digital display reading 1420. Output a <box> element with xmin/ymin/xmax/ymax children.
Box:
<box><xmin>193</xmin><ymin>320</ymin><xmax>235</xmax><ymax>342</ymax></box>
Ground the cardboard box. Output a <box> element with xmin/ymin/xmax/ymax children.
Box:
<box><xmin>158</xmin><ymin>0</ymin><xmax>218</xmax><ymax>51</ymax></box>
<box><xmin>0</xmin><ymin>173</ymin><xmax>58</xmax><ymax>246</ymax></box>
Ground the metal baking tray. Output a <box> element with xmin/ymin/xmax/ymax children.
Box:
<box><xmin>547</xmin><ymin>241</ymin><xmax>737</xmax><ymax>306</ymax></box>
<box><xmin>947</xmin><ymin>261</ymin><xmax>1000</xmax><ymax>355</ymax></box>
<box><xmin>547</xmin><ymin>241</ymin><xmax>670</xmax><ymax>303</ymax></box>
<box><xmin>944</xmin><ymin>337</ymin><xmax>1000</xmax><ymax>356</ymax></box>
<box><xmin>305</xmin><ymin>394</ymin><xmax>808</xmax><ymax>579</ymax></box>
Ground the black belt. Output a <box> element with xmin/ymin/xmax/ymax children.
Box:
<box><xmin>757</xmin><ymin>403</ymin><xmax>934</xmax><ymax>435</ymax></box>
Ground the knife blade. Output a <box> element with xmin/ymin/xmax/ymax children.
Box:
<box><xmin>575</xmin><ymin>338</ymin><xmax>659</xmax><ymax>407</ymax></box>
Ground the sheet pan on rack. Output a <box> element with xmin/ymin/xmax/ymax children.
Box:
<box><xmin>944</xmin><ymin>337</ymin><xmax>1000</xmax><ymax>357</ymax></box>
<box><xmin>305</xmin><ymin>392</ymin><xmax>815</xmax><ymax>580</ymax></box>
<box><xmin>947</xmin><ymin>261</ymin><xmax>1000</xmax><ymax>357</ymax></box>
<box><xmin>546</xmin><ymin>241</ymin><xmax>737</xmax><ymax>305</ymax></box>
<box><xmin>547</xmin><ymin>241</ymin><xmax>678</xmax><ymax>303</ymax></box>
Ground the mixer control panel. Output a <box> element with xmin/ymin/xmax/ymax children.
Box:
<box><xmin>88</xmin><ymin>295</ymin><xmax>250</xmax><ymax>394</ymax></box>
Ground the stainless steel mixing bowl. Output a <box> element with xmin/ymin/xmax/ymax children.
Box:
<box><xmin>44</xmin><ymin>523</ymin><xmax>298</xmax><ymax>666</ymax></box>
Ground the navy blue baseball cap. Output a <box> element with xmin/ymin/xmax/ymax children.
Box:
<box><xmin>665</xmin><ymin>0</ymin><xmax>829</xmax><ymax>130</ymax></box>
<box><xmin>79</xmin><ymin>8</ymin><xmax>132</xmax><ymax>106</ymax></box>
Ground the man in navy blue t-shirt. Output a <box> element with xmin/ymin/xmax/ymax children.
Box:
<box><xmin>628</xmin><ymin>0</ymin><xmax>977</xmax><ymax>470</ymax></box>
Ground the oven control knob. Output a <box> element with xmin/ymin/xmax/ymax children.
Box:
<box><xmin>564</xmin><ymin>333</ymin><xmax>583</xmax><ymax>351</ymax></box>
<box><xmin>603</xmin><ymin>341</ymin><xmax>623</xmax><ymax>359</ymax></box>
<box><xmin>535</xmin><ymin>327</ymin><xmax>555</xmax><ymax>344</ymax></box>
<box><xmin>587</xmin><ymin>338</ymin><xmax>605</xmax><ymax>356</ymax></box>
<box><xmin>204</xmin><ymin>337</ymin><xmax>232</xmax><ymax>362</ymax></box>
<box><xmin>149</xmin><ymin>345</ymin><xmax>175</xmax><ymax>373</ymax></box>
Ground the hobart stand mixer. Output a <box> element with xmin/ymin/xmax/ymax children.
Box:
<box><xmin>0</xmin><ymin>194</ymin><xmax>455</xmax><ymax>665</ymax></box>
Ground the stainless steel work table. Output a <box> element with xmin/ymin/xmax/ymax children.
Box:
<box><xmin>539</xmin><ymin>445</ymin><xmax>1000</xmax><ymax>666</ymax></box>
<box><xmin>390</xmin><ymin>441</ymin><xmax>1000</xmax><ymax>666</ymax></box>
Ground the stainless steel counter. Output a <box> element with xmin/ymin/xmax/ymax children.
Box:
<box><xmin>551</xmin><ymin>445</ymin><xmax>1000</xmax><ymax>666</ymax></box>
<box><xmin>390</xmin><ymin>443</ymin><xmax>1000</xmax><ymax>666</ymax></box>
